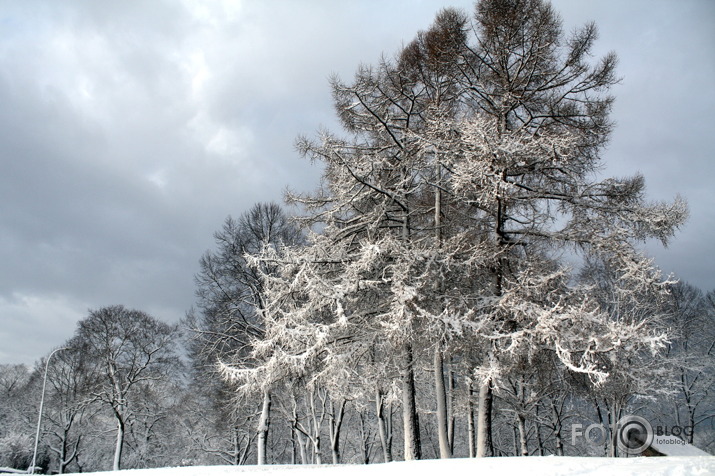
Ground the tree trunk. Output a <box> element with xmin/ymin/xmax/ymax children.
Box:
<box><xmin>686</xmin><ymin>389</ymin><xmax>696</xmax><ymax>445</ymax></box>
<box><xmin>308</xmin><ymin>387</ymin><xmax>324</xmax><ymax>465</ymax></box>
<box><xmin>447</xmin><ymin>363</ymin><xmax>455</xmax><ymax>453</ymax></box>
<box><xmin>609</xmin><ymin>422</ymin><xmax>617</xmax><ymax>457</ymax></box>
<box><xmin>312</xmin><ymin>438</ymin><xmax>322</xmax><ymax>464</ymax></box>
<box><xmin>402</xmin><ymin>343</ymin><xmax>421</xmax><ymax>460</ymax></box>
<box><xmin>535</xmin><ymin>406</ymin><xmax>545</xmax><ymax>456</ymax></box>
<box><xmin>358</xmin><ymin>411</ymin><xmax>371</xmax><ymax>464</ymax></box>
<box><xmin>238</xmin><ymin>434</ymin><xmax>251</xmax><ymax>465</ymax></box>
<box><xmin>257</xmin><ymin>391</ymin><xmax>271</xmax><ymax>465</ymax></box>
<box><xmin>329</xmin><ymin>398</ymin><xmax>346</xmax><ymax>464</ymax></box>
<box><xmin>608</xmin><ymin>398</ymin><xmax>621</xmax><ymax>458</ymax></box>
<box><xmin>551</xmin><ymin>401</ymin><xmax>564</xmax><ymax>456</ymax></box>
<box><xmin>232</xmin><ymin>426</ymin><xmax>240</xmax><ymax>465</ymax></box>
<box><xmin>59</xmin><ymin>433</ymin><xmax>67</xmax><ymax>474</ymax></box>
<box><xmin>291</xmin><ymin>429</ymin><xmax>297</xmax><ymax>465</ymax></box>
<box><xmin>434</xmin><ymin>348</ymin><xmax>452</xmax><ymax>458</ymax></box>
<box><xmin>113</xmin><ymin>418</ymin><xmax>124</xmax><ymax>471</ymax></box>
<box><xmin>468</xmin><ymin>382</ymin><xmax>476</xmax><ymax>458</ymax></box>
<box><xmin>376</xmin><ymin>390</ymin><xmax>393</xmax><ymax>463</ymax></box>
<box><xmin>517</xmin><ymin>414</ymin><xmax>528</xmax><ymax>456</ymax></box>
<box><xmin>476</xmin><ymin>378</ymin><xmax>492</xmax><ymax>457</ymax></box>
<box><xmin>295</xmin><ymin>428</ymin><xmax>308</xmax><ymax>465</ymax></box>
<box><xmin>51</xmin><ymin>423</ymin><xmax>77</xmax><ymax>475</ymax></box>
<box><xmin>290</xmin><ymin>391</ymin><xmax>304</xmax><ymax>464</ymax></box>
<box><xmin>486</xmin><ymin>382</ymin><xmax>494</xmax><ymax>456</ymax></box>
<box><xmin>431</xmin><ymin>164</ymin><xmax>450</xmax><ymax>459</ymax></box>
<box><xmin>593</xmin><ymin>399</ymin><xmax>610</xmax><ymax>457</ymax></box>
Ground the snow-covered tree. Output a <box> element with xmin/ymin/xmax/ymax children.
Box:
<box><xmin>660</xmin><ymin>283</ymin><xmax>715</xmax><ymax>448</ymax></box>
<box><xmin>190</xmin><ymin>202</ymin><xmax>302</xmax><ymax>465</ymax></box>
<box><xmin>0</xmin><ymin>364</ymin><xmax>35</xmax><ymax>471</ymax></box>
<box><xmin>71</xmin><ymin>305</ymin><xmax>180</xmax><ymax>471</ymax></box>
<box><xmin>222</xmin><ymin>0</ymin><xmax>686</xmax><ymax>461</ymax></box>
<box><xmin>41</xmin><ymin>345</ymin><xmax>98</xmax><ymax>474</ymax></box>
<box><xmin>408</xmin><ymin>0</ymin><xmax>687</xmax><ymax>456</ymax></box>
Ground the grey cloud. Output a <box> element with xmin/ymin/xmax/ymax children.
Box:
<box><xmin>0</xmin><ymin>0</ymin><xmax>712</xmax><ymax>365</ymax></box>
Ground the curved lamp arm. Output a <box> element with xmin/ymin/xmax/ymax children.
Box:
<box><xmin>30</xmin><ymin>346</ymin><xmax>69</xmax><ymax>474</ymax></box>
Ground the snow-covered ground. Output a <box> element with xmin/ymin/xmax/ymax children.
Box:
<box><xmin>59</xmin><ymin>456</ymin><xmax>715</xmax><ymax>476</ymax></box>
<box><xmin>650</xmin><ymin>435</ymin><xmax>712</xmax><ymax>457</ymax></box>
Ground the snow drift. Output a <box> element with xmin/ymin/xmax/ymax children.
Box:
<box><xmin>61</xmin><ymin>456</ymin><xmax>715</xmax><ymax>476</ymax></box>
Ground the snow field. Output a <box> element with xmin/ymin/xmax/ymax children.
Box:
<box><xmin>63</xmin><ymin>456</ymin><xmax>715</xmax><ymax>476</ymax></box>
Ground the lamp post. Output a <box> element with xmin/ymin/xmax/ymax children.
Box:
<box><xmin>30</xmin><ymin>346</ymin><xmax>68</xmax><ymax>474</ymax></box>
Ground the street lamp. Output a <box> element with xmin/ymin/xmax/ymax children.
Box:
<box><xmin>30</xmin><ymin>346</ymin><xmax>69</xmax><ymax>474</ymax></box>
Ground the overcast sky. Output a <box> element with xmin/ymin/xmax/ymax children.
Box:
<box><xmin>1</xmin><ymin>0</ymin><xmax>713</xmax><ymax>366</ymax></box>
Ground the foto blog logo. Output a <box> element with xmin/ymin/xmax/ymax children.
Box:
<box><xmin>572</xmin><ymin>415</ymin><xmax>654</xmax><ymax>455</ymax></box>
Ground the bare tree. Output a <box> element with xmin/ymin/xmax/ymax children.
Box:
<box><xmin>0</xmin><ymin>364</ymin><xmax>34</xmax><ymax>471</ymax></box>
<box><xmin>72</xmin><ymin>305</ymin><xmax>179</xmax><ymax>471</ymax></box>
<box><xmin>190</xmin><ymin>202</ymin><xmax>301</xmax><ymax>465</ymax></box>
<box><xmin>42</xmin><ymin>345</ymin><xmax>97</xmax><ymax>474</ymax></box>
<box><xmin>663</xmin><ymin>283</ymin><xmax>715</xmax><ymax>446</ymax></box>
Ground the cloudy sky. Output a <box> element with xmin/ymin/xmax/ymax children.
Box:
<box><xmin>1</xmin><ymin>0</ymin><xmax>713</xmax><ymax>366</ymax></box>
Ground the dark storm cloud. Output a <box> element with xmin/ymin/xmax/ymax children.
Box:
<box><xmin>1</xmin><ymin>0</ymin><xmax>713</xmax><ymax>364</ymax></box>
